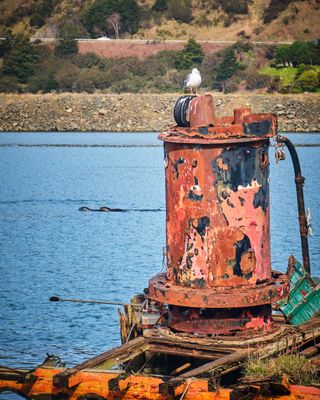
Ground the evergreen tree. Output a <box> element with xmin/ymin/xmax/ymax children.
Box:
<box><xmin>175</xmin><ymin>38</ymin><xmax>204</xmax><ymax>70</ymax></box>
<box><xmin>55</xmin><ymin>24</ymin><xmax>79</xmax><ymax>57</ymax></box>
<box><xmin>215</xmin><ymin>48</ymin><xmax>238</xmax><ymax>90</ymax></box>
<box><xmin>119</xmin><ymin>0</ymin><xmax>140</xmax><ymax>35</ymax></box>
<box><xmin>2</xmin><ymin>33</ymin><xmax>38</xmax><ymax>83</ymax></box>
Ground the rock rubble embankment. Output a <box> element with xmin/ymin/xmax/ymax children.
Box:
<box><xmin>0</xmin><ymin>93</ymin><xmax>319</xmax><ymax>132</ymax></box>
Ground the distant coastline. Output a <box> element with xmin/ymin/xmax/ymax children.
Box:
<box><xmin>0</xmin><ymin>93</ymin><xmax>319</xmax><ymax>132</ymax></box>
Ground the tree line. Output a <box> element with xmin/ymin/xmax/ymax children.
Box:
<box><xmin>0</xmin><ymin>33</ymin><xmax>319</xmax><ymax>94</ymax></box>
<box><xmin>273</xmin><ymin>40</ymin><xmax>320</xmax><ymax>67</ymax></box>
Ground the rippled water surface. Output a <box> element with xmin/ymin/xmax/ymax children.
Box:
<box><xmin>0</xmin><ymin>132</ymin><xmax>319</xmax><ymax>380</ymax></box>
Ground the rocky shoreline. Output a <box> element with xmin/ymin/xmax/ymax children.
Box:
<box><xmin>0</xmin><ymin>93</ymin><xmax>319</xmax><ymax>132</ymax></box>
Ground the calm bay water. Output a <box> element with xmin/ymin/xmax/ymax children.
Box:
<box><xmin>0</xmin><ymin>132</ymin><xmax>320</xmax><ymax>380</ymax></box>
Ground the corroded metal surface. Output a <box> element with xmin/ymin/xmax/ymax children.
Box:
<box><xmin>149</xmin><ymin>272</ymin><xmax>289</xmax><ymax>308</ymax></box>
<box><xmin>189</xmin><ymin>94</ymin><xmax>215</xmax><ymax>127</ymax></box>
<box><xmin>148</xmin><ymin>96</ymin><xmax>288</xmax><ymax>334</ymax></box>
<box><xmin>162</xmin><ymin>139</ymin><xmax>272</xmax><ymax>287</ymax></box>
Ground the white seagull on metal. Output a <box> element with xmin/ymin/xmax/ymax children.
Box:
<box><xmin>184</xmin><ymin>68</ymin><xmax>201</xmax><ymax>94</ymax></box>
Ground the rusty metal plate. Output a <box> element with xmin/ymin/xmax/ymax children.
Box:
<box><xmin>162</xmin><ymin>109</ymin><xmax>277</xmax><ymax>143</ymax></box>
<box><xmin>148</xmin><ymin>272</ymin><xmax>289</xmax><ymax>308</ymax></box>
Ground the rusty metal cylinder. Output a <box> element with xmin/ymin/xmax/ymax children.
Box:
<box><xmin>148</xmin><ymin>95</ymin><xmax>289</xmax><ymax>335</ymax></box>
<box><xmin>164</xmin><ymin>138</ymin><xmax>270</xmax><ymax>288</ymax></box>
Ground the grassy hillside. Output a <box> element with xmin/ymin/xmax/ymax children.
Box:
<box><xmin>0</xmin><ymin>0</ymin><xmax>319</xmax><ymax>41</ymax></box>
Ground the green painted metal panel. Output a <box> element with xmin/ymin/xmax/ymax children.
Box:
<box><xmin>278</xmin><ymin>257</ymin><xmax>320</xmax><ymax>326</ymax></box>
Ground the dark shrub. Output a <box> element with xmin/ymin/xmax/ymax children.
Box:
<box><xmin>263</xmin><ymin>0</ymin><xmax>294</xmax><ymax>24</ymax></box>
<box><xmin>0</xmin><ymin>74</ymin><xmax>19</xmax><ymax>92</ymax></box>
<box><xmin>81</xmin><ymin>0</ymin><xmax>140</xmax><ymax>37</ymax></box>
<box><xmin>153</xmin><ymin>0</ymin><xmax>168</xmax><ymax>12</ymax></box>
<box><xmin>73</xmin><ymin>53</ymin><xmax>101</xmax><ymax>68</ymax></box>
<box><xmin>30</xmin><ymin>0</ymin><xmax>56</xmax><ymax>27</ymax></box>
<box><xmin>223</xmin><ymin>76</ymin><xmax>240</xmax><ymax>93</ymax></box>
<box><xmin>233</xmin><ymin>40</ymin><xmax>253</xmax><ymax>53</ymax></box>
<box><xmin>223</xmin><ymin>14</ymin><xmax>237</xmax><ymax>27</ymax></box>
<box><xmin>217</xmin><ymin>0</ymin><xmax>250</xmax><ymax>14</ymax></box>
<box><xmin>75</xmin><ymin>67</ymin><xmax>110</xmax><ymax>92</ymax></box>
<box><xmin>55</xmin><ymin>62</ymin><xmax>79</xmax><ymax>91</ymax></box>
<box><xmin>168</xmin><ymin>0</ymin><xmax>193</xmax><ymax>23</ymax></box>
<box><xmin>267</xmin><ymin>76</ymin><xmax>281</xmax><ymax>93</ymax></box>
<box><xmin>265</xmin><ymin>45</ymin><xmax>276</xmax><ymax>60</ymax></box>
<box><xmin>282</xmin><ymin>16</ymin><xmax>290</xmax><ymax>25</ymax></box>
<box><xmin>30</xmin><ymin>13</ymin><xmax>45</xmax><ymax>28</ymax></box>
<box><xmin>27</xmin><ymin>64</ymin><xmax>58</xmax><ymax>93</ymax></box>
<box><xmin>245</xmin><ymin>71</ymin><xmax>271</xmax><ymax>90</ymax></box>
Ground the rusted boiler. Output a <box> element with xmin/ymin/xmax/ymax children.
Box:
<box><xmin>148</xmin><ymin>94</ymin><xmax>289</xmax><ymax>335</ymax></box>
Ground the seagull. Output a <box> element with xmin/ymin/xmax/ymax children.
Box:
<box><xmin>184</xmin><ymin>68</ymin><xmax>201</xmax><ymax>94</ymax></box>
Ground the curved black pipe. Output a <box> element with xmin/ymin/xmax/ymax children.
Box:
<box><xmin>276</xmin><ymin>135</ymin><xmax>311</xmax><ymax>274</ymax></box>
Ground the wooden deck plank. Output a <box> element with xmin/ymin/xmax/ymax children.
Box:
<box><xmin>53</xmin><ymin>336</ymin><xmax>148</xmax><ymax>388</ymax></box>
<box><xmin>149</xmin><ymin>344</ymin><xmax>222</xmax><ymax>360</ymax></box>
<box><xmin>159</xmin><ymin>349</ymin><xmax>251</xmax><ymax>393</ymax></box>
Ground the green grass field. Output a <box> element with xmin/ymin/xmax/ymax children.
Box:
<box><xmin>259</xmin><ymin>66</ymin><xmax>298</xmax><ymax>85</ymax></box>
<box><xmin>260</xmin><ymin>66</ymin><xmax>320</xmax><ymax>86</ymax></box>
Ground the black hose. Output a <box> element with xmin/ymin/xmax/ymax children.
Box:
<box><xmin>276</xmin><ymin>135</ymin><xmax>311</xmax><ymax>275</ymax></box>
<box><xmin>173</xmin><ymin>95</ymin><xmax>197</xmax><ymax>127</ymax></box>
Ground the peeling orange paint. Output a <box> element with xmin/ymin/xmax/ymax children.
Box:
<box><xmin>148</xmin><ymin>99</ymin><xmax>288</xmax><ymax>334</ymax></box>
<box><xmin>1</xmin><ymin>367</ymin><xmax>320</xmax><ymax>400</ymax></box>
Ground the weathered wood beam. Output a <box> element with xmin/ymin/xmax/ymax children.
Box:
<box><xmin>149</xmin><ymin>345</ymin><xmax>220</xmax><ymax>360</ymax></box>
<box><xmin>53</xmin><ymin>336</ymin><xmax>149</xmax><ymax>388</ymax></box>
<box><xmin>149</xmin><ymin>337</ymin><xmax>233</xmax><ymax>354</ymax></box>
<box><xmin>300</xmin><ymin>346</ymin><xmax>318</xmax><ymax>358</ymax></box>
<box><xmin>170</xmin><ymin>362</ymin><xmax>191</xmax><ymax>376</ymax></box>
<box><xmin>159</xmin><ymin>349</ymin><xmax>251</xmax><ymax>394</ymax></box>
<box><xmin>0</xmin><ymin>367</ymin><xmax>28</xmax><ymax>382</ymax></box>
<box><xmin>149</xmin><ymin>343</ymin><xmax>229</xmax><ymax>360</ymax></box>
<box><xmin>177</xmin><ymin>350</ymin><xmax>250</xmax><ymax>379</ymax></box>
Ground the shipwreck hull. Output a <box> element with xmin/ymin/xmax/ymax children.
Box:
<box><xmin>1</xmin><ymin>316</ymin><xmax>320</xmax><ymax>400</ymax></box>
